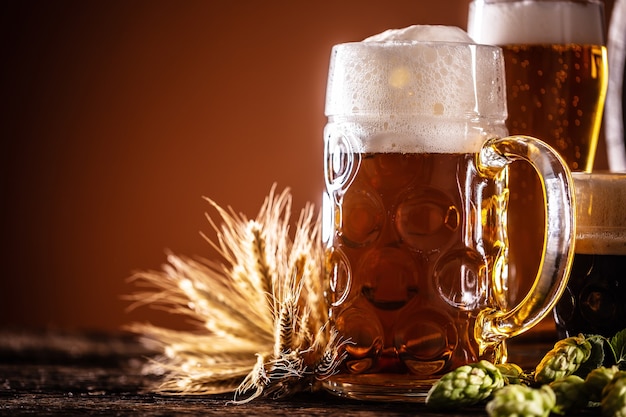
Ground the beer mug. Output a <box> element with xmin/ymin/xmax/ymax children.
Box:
<box><xmin>555</xmin><ymin>173</ymin><xmax>626</xmax><ymax>338</ymax></box>
<box><xmin>322</xmin><ymin>33</ymin><xmax>576</xmax><ymax>401</ymax></box>
<box><xmin>468</xmin><ymin>0</ymin><xmax>608</xmax><ymax>307</ymax></box>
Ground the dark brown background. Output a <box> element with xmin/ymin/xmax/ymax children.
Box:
<box><xmin>0</xmin><ymin>0</ymin><xmax>614</xmax><ymax>332</ymax></box>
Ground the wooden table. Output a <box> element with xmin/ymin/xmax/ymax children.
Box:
<box><xmin>0</xmin><ymin>329</ymin><xmax>593</xmax><ymax>416</ymax></box>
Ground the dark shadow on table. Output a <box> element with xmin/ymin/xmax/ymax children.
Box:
<box><xmin>0</xmin><ymin>328</ymin><xmax>583</xmax><ymax>416</ymax></box>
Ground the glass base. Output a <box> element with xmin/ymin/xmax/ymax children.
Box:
<box><xmin>321</xmin><ymin>374</ymin><xmax>437</xmax><ymax>402</ymax></box>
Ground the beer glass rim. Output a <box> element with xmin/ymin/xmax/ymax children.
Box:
<box><xmin>333</xmin><ymin>40</ymin><xmax>501</xmax><ymax>50</ymax></box>
<box><xmin>572</xmin><ymin>171</ymin><xmax>626</xmax><ymax>181</ymax></box>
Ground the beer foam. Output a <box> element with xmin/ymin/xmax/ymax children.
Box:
<box><xmin>574</xmin><ymin>173</ymin><xmax>626</xmax><ymax>255</ymax></box>
<box><xmin>468</xmin><ymin>1</ymin><xmax>605</xmax><ymax>45</ymax></box>
<box><xmin>325</xmin><ymin>25</ymin><xmax>507</xmax><ymax>153</ymax></box>
<box><xmin>364</xmin><ymin>25</ymin><xmax>474</xmax><ymax>43</ymax></box>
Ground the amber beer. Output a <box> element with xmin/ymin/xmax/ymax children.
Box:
<box><xmin>554</xmin><ymin>173</ymin><xmax>626</xmax><ymax>338</ymax></box>
<box><xmin>468</xmin><ymin>0</ymin><xmax>608</xmax><ymax>305</ymax></box>
<box><xmin>503</xmin><ymin>43</ymin><xmax>608</xmax><ymax>302</ymax></box>
<box><xmin>327</xmin><ymin>152</ymin><xmax>507</xmax><ymax>379</ymax></box>
<box><xmin>503</xmin><ymin>44</ymin><xmax>607</xmax><ymax>171</ymax></box>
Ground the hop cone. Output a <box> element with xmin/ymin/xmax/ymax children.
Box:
<box><xmin>534</xmin><ymin>334</ymin><xmax>592</xmax><ymax>384</ymax></box>
<box><xmin>426</xmin><ymin>360</ymin><xmax>504</xmax><ymax>410</ymax></box>
<box><xmin>496</xmin><ymin>363</ymin><xmax>524</xmax><ymax>385</ymax></box>
<box><xmin>549</xmin><ymin>375</ymin><xmax>589</xmax><ymax>414</ymax></box>
<box><xmin>602</xmin><ymin>372</ymin><xmax>626</xmax><ymax>417</ymax></box>
<box><xmin>486</xmin><ymin>384</ymin><xmax>556</xmax><ymax>417</ymax></box>
<box><xmin>585</xmin><ymin>366</ymin><xmax>620</xmax><ymax>402</ymax></box>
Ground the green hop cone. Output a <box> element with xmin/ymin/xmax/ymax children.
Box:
<box><xmin>585</xmin><ymin>366</ymin><xmax>620</xmax><ymax>402</ymax></box>
<box><xmin>601</xmin><ymin>372</ymin><xmax>626</xmax><ymax>417</ymax></box>
<box><xmin>549</xmin><ymin>375</ymin><xmax>589</xmax><ymax>414</ymax></box>
<box><xmin>426</xmin><ymin>360</ymin><xmax>504</xmax><ymax>410</ymax></box>
<box><xmin>534</xmin><ymin>334</ymin><xmax>592</xmax><ymax>384</ymax></box>
<box><xmin>496</xmin><ymin>363</ymin><xmax>524</xmax><ymax>385</ymax></box>
<box><xmin>486</xmin><ymin>384</ymin><xmax>556</xmax><ymax>417</ymax></box>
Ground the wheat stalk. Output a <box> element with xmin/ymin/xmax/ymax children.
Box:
<box><xmin>127</xmin><ymin>185</ymin><xmax>343</xmax><ymax>401</ymax></box>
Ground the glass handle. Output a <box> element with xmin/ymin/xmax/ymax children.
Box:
<box><xmin>476</xmin><ymin>135</ymin><xmax>576</xmax><ymax>347</ymax></box>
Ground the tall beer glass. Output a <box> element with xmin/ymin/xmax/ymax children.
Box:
<box><xmin>322</xmin><ymin>28</ymin><xmax>576</xmax><ymax>401</ymax></box>
<box><xmin>468</xmin><ymin>0</ymin><xmax>608</xmax><ymax>307</ymax></box>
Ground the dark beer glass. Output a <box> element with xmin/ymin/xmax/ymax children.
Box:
<box><xmin>554</xmin><ymin>173</ymin><xmax>626</xmax><ymax>338</ymax></box>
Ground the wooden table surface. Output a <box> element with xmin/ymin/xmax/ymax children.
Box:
<box><xmin>0</xmin><ymin>328</ymin><xmax>598</xmax><ymax>416</ymax></box>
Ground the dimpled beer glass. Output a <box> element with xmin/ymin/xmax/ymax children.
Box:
<box><xmin>468</xmin><ymin>0</ymin><xmax>608</xmax><ymax>306</ymax></box>
<box><xmin>555</xmin><ymin>173</ymin><xmax>626</xmax><ymax>338</ymax></box>
<box><xmin>322</xmin><ymin>27</ymin><xmax>576</xmax><ymax>401</ymax></box>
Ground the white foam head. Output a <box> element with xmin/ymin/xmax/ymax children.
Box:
<box><xmin>573</xmin><ymin>173</ymin><xmax>626</xmax><ymax>254</ymax></box>
<box><xmin>468</xmin><ymin>0</ymin><xmax>605</xmax><ymax>45</ymax></box>
<box><xmin>364</xmin><ymin>25</ymin><xmax>474</xmax><ymax>43</ymax></box>
<box><xmin>325</xmin><ymin>25</ymin><xmax>508</xmax><ymax>153</ymax></box>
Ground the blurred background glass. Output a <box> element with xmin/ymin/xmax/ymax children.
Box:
<box><xmin>605</xmin><ymin>0</ymin><xmax>626</xmax><ymax>171</ymax></box>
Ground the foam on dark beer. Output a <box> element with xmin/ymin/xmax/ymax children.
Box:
<box><xmin>574</xmin><ymin>173</ymin><xmax>626</xmax><ymax>255</ymax></box>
